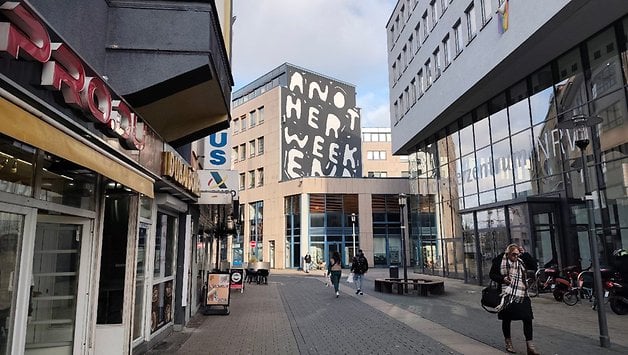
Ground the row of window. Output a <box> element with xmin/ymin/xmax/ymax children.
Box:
<box><xmin>232</xmin><ymin>76</ymin><xmax>281</xmax><ymax>108</ymax></box>
<box><xmin>362</xmin><ymin>132</ymin><xmax>392</xmax><ymax>142</ymax></box>
<box><xmin>233</xmin><ymin>106</ymin><xmax>265</xmax><ymax>134</ymax></box>
<box><xmin>367</xmin><ymin>150</ymin><xmax>387</xmax><ymax>160</ymax></box>
<box><xmin>239</xmin><ymin>168</ymin><xmax>264</xmax><ymax>190</ymax></box>
<box><xmin>391</xmin><ymin>0</ymin><xmax>496</xmax><ymax>123</ymax></box>
<box><xmin>232</xmin><ymin>136</ymin><xmax>265</xmax><ymax>162</ymax></box>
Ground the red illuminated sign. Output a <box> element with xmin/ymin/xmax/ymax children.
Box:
<box><xmin>249</xmin><ymin>240</ymin><xmax>256</xmax><ymax>248</ymax></box>
<box><xmin>0</xmin><ymin>2</ymin><xmax>145</xmax><ymax>150</ymax></box>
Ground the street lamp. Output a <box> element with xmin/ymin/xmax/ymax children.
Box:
<box><xmin>399</xmin><ymin>193</ymin><xmax>408</xmax><ymax>292</ymax></box>
<box><xmin>351</xmin><ymin>213</ymin><xmax>357</xmax><ymax>260</ymax></box>
<box><xmin>558</xmin><ymin>114</ymin><xmax>609</xmax><ymax>348</ymax></box>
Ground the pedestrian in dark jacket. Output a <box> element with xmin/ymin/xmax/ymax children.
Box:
<box><xmin>489</xmin><ymin>243</ymin><xmax>539</xmax><ymax>355</ymax></box>
<box><xmin>350</xmin><ymin>249</ymin><xmax>369</xmax><ymax>295</ymax></box>
<box><xmin>328</xmin><ymin>251</ymin><xmax>342</xmax><ymax>298</ymax></box>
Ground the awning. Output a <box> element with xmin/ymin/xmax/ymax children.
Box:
<box><xmin>124</xmin><ymin>65</ymin><xmax>231</xmax><ymax>147</ymax></box>
<box><xmin>0</xmin><ymin>97</ymin><xmax>154</xmax><ymax>197</ymax></box>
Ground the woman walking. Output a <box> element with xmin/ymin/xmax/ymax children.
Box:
<box><xmin>328</xmin><ymin>251</ymin><xmax>342</xmax><ymax>298</ymax></box>
<box><xmin>489</xmin><ymin>244</ymin><xmax>540</xmax><ymax>355</ymax></box>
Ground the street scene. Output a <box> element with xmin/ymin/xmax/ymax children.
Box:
<box><xmin>147</xmin><ymin>269</ymin><xmax>628</xmax><ymax>355</ymax></box>
<box><xmin>0</xmin><ymin>1</ymin><xmax>627</xmax><ymax>354</ymax></box>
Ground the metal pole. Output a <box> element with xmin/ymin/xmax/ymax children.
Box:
<box><xmin>351</xmin><ymin>213</ymin><xmax>356</xmax><ymax>260</ymax></box>
<box><xmin>580</xmin><ymin>147</ymin><xmax>610</xmax><ymax>348</ymax></box>
<box><xmin>400</xmin><ymin>204</ymin><xmax>408</xmax><ymax>290</ymax></box>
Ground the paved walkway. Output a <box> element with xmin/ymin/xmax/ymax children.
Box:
<box><xmin>146</xmin><ymin>268</ymin><xmax>628</xmax><ymax>355</ymax></box>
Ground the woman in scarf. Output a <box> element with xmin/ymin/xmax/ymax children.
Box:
<box><xmin>489</xmin><ymin>244</ymin><xmax>540</xmax><ymax>355</ymax></box>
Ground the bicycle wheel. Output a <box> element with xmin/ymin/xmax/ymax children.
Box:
<box><xmin>527</xmin><ymin>277</ymin><xmax>538</xmax><ymax>297</ymax></box>
<box><xmin>563</xmin><ymin>290</ymin><xmax>579</xmax><ymax>306</ymax></box>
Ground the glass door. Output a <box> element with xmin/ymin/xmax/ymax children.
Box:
<box><xmin>0</xmin><ymin>208</ymin><xmax>27</xmax><ymax>355</ymax></box>
<box><xmin>25</xmin><ymin>216</ymin><xmax>91</xmax><ymax>355</ymax></box>
<box><xmin>326</xmin><ymin>243</ymin><xmax>342</xmax><ymax>267</ymax></box>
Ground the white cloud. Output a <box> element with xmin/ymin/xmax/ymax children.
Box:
<box><xmin>232</xmin><ymin>0</ymin><xmax>396</xmax><ymax>128</ymax></box>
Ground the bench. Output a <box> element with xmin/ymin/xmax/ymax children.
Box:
<box><xmin>374</xmin><ymin>278</ymin><xmax>444</xmax><ymax>296</ymax></box>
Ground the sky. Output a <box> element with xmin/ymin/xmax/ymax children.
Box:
<box><xmin>231</xmin><ymin>0</ymin><xmax>397</xmax><ymax>128</ymax></box>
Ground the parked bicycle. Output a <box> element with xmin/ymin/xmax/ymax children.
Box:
<box><xmin>562</xmin><ymin>266</ymin><xmax>615</xmax><ymax>308</ymax></box>
<box><xmin>528</xmin><ymin>262</ymin><xmax>580</xmax><ymax>301</ymax></box>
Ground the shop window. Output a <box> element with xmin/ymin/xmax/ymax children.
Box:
<box><xmin>97</xmin><ymin>193</ymin><xmax>132</xmax><ymax>324</ymax></box>
<box><xmin>151</xmin><ymin>212</ymin><xmax>177</xmax><ymax>333</ymax></box>
<box><xmin>0</xmin><ymin>133</ymin><xmax>35</xmax><ymax>197</ymax></box>
<box><xmin>39</xmin><ymin>152</ymin><xmax>97</xmax><ymax>210</ymax></box>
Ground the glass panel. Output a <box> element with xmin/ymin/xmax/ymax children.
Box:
<box><xmin>447</xmin><ymin>129</ymin><xmax>460</xmax><ymax>161</ymax></box>
<box><xmin>529</xmin><ymin>66</ymin><xmax>555</xmax><ymax>125</ymax></box>
<box><xmin>587</xmin><ymin>27</ymin><xmax>621</xmax><ymax>100</ymax></box>
<box><xmin>475</xmin><ymin>146</ymin><xmax>494</xmax><ymax>192</ymax></box>
<box><xmin>462</xmin><ymin>213</ymin><xmax>477</xmax><ymax>282</ymax></box>
<box><xmin>150</xmin><ymin>281</ymin><xmax>173</xmax><ymax>333</ymax></box>
<box><xmin>0</xmin><ymin>134</ymin><xmax>35</xmax><ymax>197</ymax></box>
<box><xmin>496</xmin><ymin>185</ymin><xmax>515</xmax><ymax>201</ymax></box>
<box><xmin>0</xmin><ymin>212</ymin><xmax>24</xmax><ymax>354</ymax></box>
<box><xmin>509</xmin><ymin>100</ymin><xmax>531</xmax><ymax>135</ymax></box>
<box><xmin>40</xmin><ymin>153</ymin><xmax>97</xmax><ymax>210</ymax></box>
<box><xmin>492</xmin><ymin>138</ymin><xmax>513</xmax><ymax>188</ymax></box>
<box><xmin>27</xmin><ymin>222</ymin><xmax>81</xmax><ymax>352</ymax></box>
<box><xmin>154</xmin><ymin>213</ymin><xmax>176</xmax><ymax>279</ymax></box>
<box><xmin>133</xmin><ymin>224</ymin><xmax>149</xmax><ymax>341</ymax></box>
<box><xmin>474</xmin><ymin>106</ymin><xmax>490</xmax><ymax>149</ymax></box>
<box><xmin>140</xmin><ymin>196</ymin><xmax>153</xmax><ymax>220</ymax></box>
<box><xmin>459</xmin><ymin>124</ymin><xmax>474</xmax><ymax>156</ymax></box>
<box><xmin>461</xmin><ymin>153</ymin><xmax>477</xmax><ymax>194</ymax></box>
<box><xmin>555</xmin><ymin>47</ymin><xmax>587</xmax><ymax>116</ymax></box>
<box><xmin>511</xmin><ymin>129</ymin><xmax>534</xmax><ymax>184</ymax></box>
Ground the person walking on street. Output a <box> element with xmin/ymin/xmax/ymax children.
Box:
<box><xmin>350</xmin><ymin>249</ymin><xmax>369</xmax><ymax>295</ymax></box>
<box><xmin>489</xmin><ymin>243</ymin><xmax>540</xmax><ymax>355</ymax></box>
<box><xmin>304</xmin><ymin>254</ymin><xmax>312</xmax><ymax>273</ymax></box>
<box><xmin>328</xmin><ymin>251</ymin><xmax>342</xmax><ymax>298</ymax></box>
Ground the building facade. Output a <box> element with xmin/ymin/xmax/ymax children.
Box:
<box><xmin>0</xmin><ymin>1</ymin><xmax>232</xmax><ymax>354</ymax></box>
<box><xmin>231</xmin><ymin>64</ymin><xmax>410</xmax><ymax>269</ymax></box>
<box><xmin>362</xmin><ymin>127</ymin><xmax>409</xmax><ymax>178</ymax></box>
<box><xmin>387</xmin><ymin>0</ymin><xmax>628</xmax><ymax>284</ymax></box>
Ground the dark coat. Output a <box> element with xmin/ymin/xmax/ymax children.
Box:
<box><xmin>489</xmin><ymin>252</ymin><xmax>537</xmax><ymax>321</ymax></box>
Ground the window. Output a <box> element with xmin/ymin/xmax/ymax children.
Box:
<box><xmin>396</xmin><ymin>55</ymin><xmax>402</xmax><ymax>79</ymax></box>
<box><xmin>258</xmin><ymin>106</ymin><xmax>265</xmax><ymax>123</ymax></box>
<box><xmin>248</xmin><ymin>170</ymin><xmax>255</xmax><ymax>188</ymax></box>
<box><xmin>453</xmin><ymin>20</ymin><xmax>463</xmax><ymax>54</ymax></box>
<box><xmin>480</xmin><ymin>0</ymin><xmax>492</xmax><ymax>25</ymax></box>
<box><xmin>257</xmin><ymin>137</ymin><xmax>264</xmax><ymax>155</ymax></box>
<box><xmin>402</xmin><ymin>45</ymin><xmax>408</xmax><ymax>68</ymax></box>
<box><xmin>232</xmin><ymin>146</ymin><xmax>238</xmax><ymax>162</ymax></box>
<box><xmin>433</xmin><ymin>47</ymin><xmax>441</xmax><ymax>78</ymax></box>
<box><xmin>425</xmin><ymin>59</ymin><xmax>433</xmax><ymax>87</ymax></box>
<box><xmin>465</xmin><ymin>3</ymin><xmax>477</xmax><ymax>40</ymax></box>
<box><xmin>414</xmin><ymin>24</ymin><xmax>421</xmax><ymax>49</ymax></box>
<box><xmin>241</xmin><ymin>116</ymin><xmax>247</xmax><ymax>131</ymax></box>
<box><xmin>367</xmin><ymin>151</ymin><xmax>387</xmax><ymax>160</ymax></box>
<box><xmin>410</xmin><ymin>78</ymin><xmax>417</xmax><ymax>103</ymax></box>
<box><xmin>408</xmin><ymin>35</ymin><xmax>414</xmax><ymax>57</ymax></box>
<box><xmin>368</xmin><ymin>171</ymin><xmax>388</xmax><ymax>178</ymax></box>
<box><xmin>404</xmin><ymin>87</ymin><xmax>410</xmax><ymax>112</ymax></box>
<box><xmin>257</xmin><ymin>168</ymin><xmax>264</xmax><ymax>186</ymax></box>
<box><xmin>249</xmin><ymin>110</ymin><xmax>257</xmax><ymax>127</ymax></box>
<box><xmin>392</xmin><ymin>62</ymin><xmax>398</xmax><ymax>82</ymax></box>
<box><xmin>389</xmin><ymin>25</ymin><xmax>395</xmax><ymax>45</ymax></box>
<box><xmin>418</xmin><ymin>69</ymin><xmax>424</xmax><ymax>95</ymax></box>
<box><xmin>233</xmin><ymin>118</ymin><xmax>239</xmax><ymax>134</ymax></box>
<box><xmin>239</xmin><ymin>143</ymin><xmax>246</xmax><ymax>161</ymax></box>
<box><xmin>422</xmin><ymin>11</ymin><xmax>429</xmax><ymax>39</ymax></box>
<box><xmin>440</xmin><ymin>0</ymin><xmax>448</xmax><ymax>13</ymax></box>
<box><xmin>393</xmin><ymin>101</ymin><xmax>399</xmax><ymax>121</ymax></box>
<box><xmin>249</xmin><ymin>140</ymin><xmax>256</xmax><ymax>157</ymax></box>
<box><xmin>442</xmin><ymin>34</ymin><xmax>451</xmax><ymax>67</ymax></box>
<box><xmin>430</xmin><ymin>0</ymin><xmax>438</xmax><ymax>28</ymax></box>
<box><xmin>239</xmin><ymin>173</ymin><xmax>245</xmax><ymax>190</ymax></box>
<box><xmin>399</xmin><ymin>94</ymin><xmax>404</xmax><ymax>113</ymax></box>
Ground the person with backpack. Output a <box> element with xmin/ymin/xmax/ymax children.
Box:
<box><xmin>351</xmin><ymin>249</ymin><xmax>369</xmax><ymax>295</ymax></box>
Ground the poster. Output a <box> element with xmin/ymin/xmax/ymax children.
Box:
<box><xmin>207</xmin><ymin>273</ymin><xmax>230</xmax><ymax>306</ymax></box>
<box><xmin>230</xmin><ymin>268</ymin><xmax>244</xmax><ymax>290</ymax></box>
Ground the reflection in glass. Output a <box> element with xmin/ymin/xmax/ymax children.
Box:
<box><xmin>490</xmin><ymin>108</ymin><xmax>509</xmax><ymax>143</ymax></box>
<box><xmin>0</xmin><ymin>213</ymin><xmax>23</xmax><ymax>355</ymax></box>
<box><xmin>27</xmin><ymin>222</ymin><xmax>81</xmax><ymax>352</ymax></box>
<box><xmin>587</xmin><ymin>27</ymin><xmax>621</xmax><ymax>100</ymax></box>
<box><xmin>462</xmin><ymin>213</ymin><xmax>477</xmax><ymax>282</ymax></box>
<box><xmin>0</xmin><ymin>135</ymin><xmax>35</xmax><ymax>197</ymax></box>
<box><xmin>555</xmin><ymin>47</ymin><xmax>587</xmax><ymax>115</ymax></box>
<box><xmin>529</xmin><ymin>65</ymin><xmax>555</xmax><ymax>125</ymax></box>
<box><xmin>496</xmin><ymin>185</ymin><xmax>515</xmax><ymax>201</ymax></box>
<box><xmin>474</xmin><ymin>108</ymin><xmax>491</xmax><ymax>149</ymax></box>
<box><xmin>447</xmin><ymin>130</ymin><xmax>460</xmax><ymax>161</ymax></box>
<box><xmin>475</xmin><ymin>146</ymin><xmax>494</xmax><ymax>192</ymax></box>
<box><xmin>508</xmin><ymin>98</ymin><xmax>531</xmax><ymax>134</ymax></box>
<box><xmin>510</xmin><ymin>129</ymin><xmax>534</xmax><ymax>184</ymax></box>
<box><xmin>459</xmin><ymin>124</ymin><xmax>474</xmax><ymax>156</ymax></box>
<box><xmin>133</xmin><ymin>224</ymin><xmax>149</xmax><ymax>341</ymax></box>
<box><xmin>461</xmin><ymin>154</ymin><xmax>477</xmax><ymax>195</ymax></box>
<box><xmin>492</xmin><ymin>139</ymin><xmax>513</xmax><ymax>188</ymax></box>
<box><xmin>39</xmin><ymin>153</ymin><xmax>97</xmax><ymax>210</ymax></box>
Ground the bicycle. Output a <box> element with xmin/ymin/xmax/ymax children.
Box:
<box><xmin>563</xmin><ymin>267</ymin><xmax>615</xmax><ymax>308</ymax></box>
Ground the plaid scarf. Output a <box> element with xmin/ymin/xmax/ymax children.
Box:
<box><xmin>495</xmin><ymin>253</ymin><xmax>527</xmax><ymax>312</ymax></box>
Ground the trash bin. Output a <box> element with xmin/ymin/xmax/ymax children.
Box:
<box><xmin>389</xmin><ymin>265</ymin><xmax>399</xmax><ymax>278</ymax></box>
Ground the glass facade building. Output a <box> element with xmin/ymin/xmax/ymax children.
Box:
<box><xmin>409</xmin><ymin>18</ymin><xmax>628</xmax><ymax>285</ymax></box>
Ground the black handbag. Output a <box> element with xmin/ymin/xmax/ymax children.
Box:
<box><xmin>481</xmin><ymin>281</ymin><xmax>502</xmax><ymax>313</ymax></box>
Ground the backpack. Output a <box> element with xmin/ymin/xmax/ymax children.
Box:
<box><xmin>354</xmin><ymin>256</ymin><xmax>368</xmax><ymax>273</ymax></box>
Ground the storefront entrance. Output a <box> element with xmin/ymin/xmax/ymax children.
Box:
<box><xmin>26</xmin><ymin>216</ymin><xmax>92</xmax><ymax>355</ymax></box>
